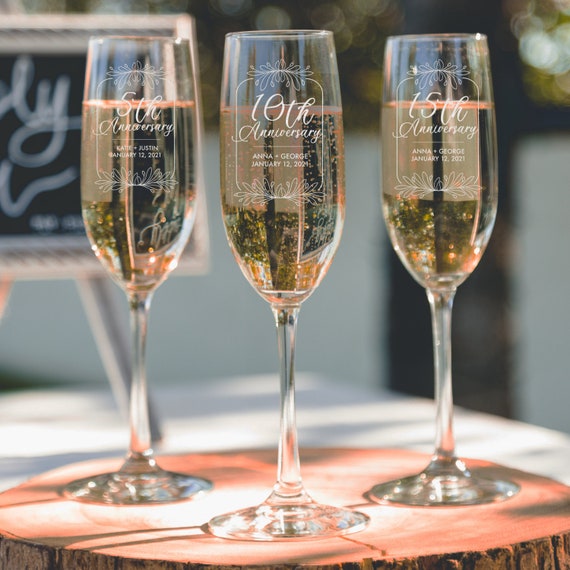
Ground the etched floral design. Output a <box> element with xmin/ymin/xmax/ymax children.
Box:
<box><xmin>409</xmin><ymin>59</ymin><xmax>470</xmax><ymax>90</ymax></box>
<box><xmin>248</xmin><ymin>60</ymin><xmax>313</xmax><ymax>90</ymax></box>
<box><xmin>107</xmin><ymin>61</ymin><xmax>167</xmax><ymax>88</ymax></box>
<box><xmin>395</xmin><ymin>171</ymin><xmax>479</xmax><ymax>199</ymax></box>
<box><xmin>95</xmin><ymin>167</ymin><xmax>178</xmax><ymax>193</ymax></box>
<box><xmin>236</xmin><ymin>177</ymin><xmax>324</xmax><ymax>206</ymax></box>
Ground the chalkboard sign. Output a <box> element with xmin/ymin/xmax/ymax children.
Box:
<box><xmin>0</xmin><ymin>14</ymin><xmax>208</xmax><ymax>278</ymax></box>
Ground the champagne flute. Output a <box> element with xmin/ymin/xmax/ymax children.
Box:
<box><xmin>208</xmin><ymin>30</ymin><xmax>369</xmax><ymax>540</ymax></box>
<box><xmin>64</xmin><ymin>36</ymin><xmax>212</xmax><ymax>504</ymax></box>
<box><xmin>369</xmin><ymin>34</ymin><xmax>520</xmax><ymax>505</ymax></box>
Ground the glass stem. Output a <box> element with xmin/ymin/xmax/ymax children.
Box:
<box><xmin>427</xmin><ymin>288</ymin><xmax>457</xmax><ymax>464</ymax></box>
<box><xmin>268</xmin><ymin>304</ymin><xmax>309</xmax><ymax>504</ymax></box>
<box><xmin>122</xmin><ymin>290</ymin><xmax>157</xmax><ymax>475</ymax></box>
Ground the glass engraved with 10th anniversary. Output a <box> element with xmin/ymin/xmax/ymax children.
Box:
<box><xmin>208</xmin><ymin>30</ymin><xmax>369</xmax><ymax>540</ymax></box>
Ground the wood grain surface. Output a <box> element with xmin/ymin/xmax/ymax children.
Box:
<box><xmin>0</xmin><ymin>448</ymin><xmax>568</xmax><ymax>569</ymax></box>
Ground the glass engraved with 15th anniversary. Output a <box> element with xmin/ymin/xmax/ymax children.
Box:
<box><xmin>369</xmin><ymin>34</ymin><xmax>520</xmax><ymax>506</ymax></box>
<box><xmin>208</xmin><ymin>30</ymin><xmax>369</xmax><ymax>540</ymax></box>
<box><xmin>64</xmin><ymin>36</ymin><xmax>212</xmax><ymax>504</ymax></box>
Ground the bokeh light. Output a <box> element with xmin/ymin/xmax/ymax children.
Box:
<box><xmin>511</xmin><ymin>0</ymin><xmax>570</xmax><ymax>105</ymax></box>
<box><xmin>209</xmin><ymin>0</ymin><xmax>253</xmax><ymax>17</ymax></box>
<box><xmin>254</xmin><ymin>5</ymin><xmax>292</xmax><ymax>29</ymax></box>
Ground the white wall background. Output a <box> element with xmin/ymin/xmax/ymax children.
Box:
<box><xmin>512</xmin><ymin>133</ymin><xmax>570</xmax><ymax>434</ymax></box>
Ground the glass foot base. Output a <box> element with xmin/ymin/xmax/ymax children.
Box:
<box><xmin>368</xmin><ymin>457</ymin><xmax>520</xmax><ymax>506</ymax></box>
<box><xmin>63</xmin><ymin>469</ymin><xmax>213</xmax><ymax>505</ymax></box>
<box><xmin>208</xmin><ymin>501</ymin><xmax>369</xmax><ymax>541</ymax></box>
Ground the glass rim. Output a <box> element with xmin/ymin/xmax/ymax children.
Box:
<box><xmin>225</xmin><ymin>29</ymin><xmax>332</xmax><ymax>40</ymax></box>
<box><xmin>386</xmin><ymin>33</ymin><xmax>487</xmax><ymax>42</ymax></box>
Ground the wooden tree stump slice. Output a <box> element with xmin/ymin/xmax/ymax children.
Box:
<box><xmin>0</xmin><ymin>448</ymin><xmax>568</xmax><ymax>569</ymax></box>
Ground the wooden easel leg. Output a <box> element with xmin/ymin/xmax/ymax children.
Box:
<box><xmin>76</xmin><ymin>275</ymin><xmax>162</xmax><ymax>444</ymax></box>
<box><xmin>0</xmin><ymin>277</ymin><xmax>12</xmax><ymax>321</ymax></box>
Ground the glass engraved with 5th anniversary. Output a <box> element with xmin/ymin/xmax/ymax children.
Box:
<box><xmin>64</xmin><ymin>36</ymin><xmax>212</xmax><ymax>504</ymax></box>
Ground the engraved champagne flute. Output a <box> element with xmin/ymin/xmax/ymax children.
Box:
<box><xmin>64</xmin><ymin>36</ymin><xmax>212</xmax><ymax>504</ymax></box>
<box><xmin>208</xmin><ymin>30</ymin><xmax>369</xmax><ymax>540</ymax></box>
<box><xmin>369</xmin><ymin>34</ymin><xmax>520</xmax><ymax>505</ymax></box>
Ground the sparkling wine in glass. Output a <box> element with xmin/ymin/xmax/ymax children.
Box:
<box><xmin>208</xmin><ymin>30</ymin><xmax>369</xmax><ymax>540</ymax></box>
<box><xmin>64</xmin><ymin>36</ymin><xmax>212</xmax><ymax>504</ymax></box>
<box><xmin>368</xmin><ymin>34</ymin><xmax>520</xmax><ymax>506</ymax></box>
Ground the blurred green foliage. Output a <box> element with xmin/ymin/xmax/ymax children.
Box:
<box><xmin>509</xmin><ymin>0</ymin><xmax>570</xmax><ymax>106</ymax></box>
<box><xmin>20</xmin><ymin>0</ymin><xmax>405</xmax><ymax>129</ymax></box>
